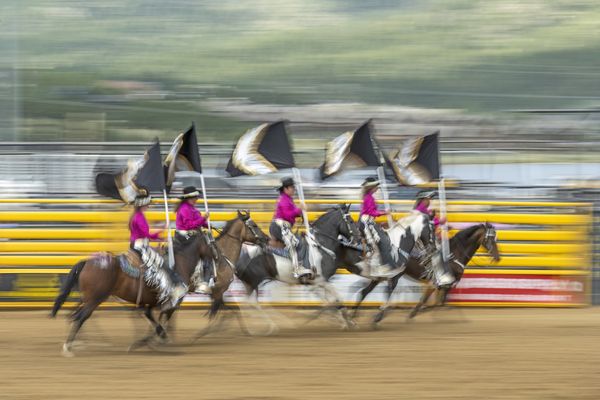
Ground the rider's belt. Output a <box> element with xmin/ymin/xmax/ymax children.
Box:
<box><xmin>133</xmin><ymin>238</ymin><xmax>149</xmax><ymax>248</ymax></box>
<box><xmin>176</xmin><ymin>229</ymin><xmax>200</xmax><ymax>238</ymax></box>
<box><xmin>274</xmin><ymin>219</ymin><xmax>292</xmax><ymax>228</ymax></box>
<box><xmin>360</xmin><ymin>215</ymin><xmax>374</xmax><ymax>223</ymax></box>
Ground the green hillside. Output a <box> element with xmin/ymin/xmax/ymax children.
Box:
<box><xmin>4</xmin><ymin>0</ymin><xmax>600</xmax><ymax>139</ymax></box>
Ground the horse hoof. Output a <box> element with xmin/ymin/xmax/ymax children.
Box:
<box><xmin>62</xmin><ymin>343</ymin><xmax>74</xmax><ymax>358</ymax></box>
<box><xmin>371</xmin><ymin>322</ymin><xmax>380</xmax><ymax>331</ymax></box>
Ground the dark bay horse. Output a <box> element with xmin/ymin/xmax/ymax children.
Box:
<box><xmin>51</xmin><ymin>211</ymin><xmax>265</xmax><ymax>356</ymax></box>
<box><xmin>163</xmin><ymin>210</ymin><xmax>268</xmax><ymax>338</ymax></box>
<box><xmin>352</xmin><ymin>222</ymin><xmax>500</xmax><ymax>325</ymax></box>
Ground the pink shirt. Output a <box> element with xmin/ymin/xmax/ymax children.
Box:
<box><xmin>176</xmin><ymin>202</ymin><xmax>208</xmax><ymax>230</ymax></box>
<box><xmin>274</xmin><ymin>193</ymin><xmax>302</xmax><ymax>225</ymax></box>
<box><xmin>415</xmin><ymin>201</ymin><xmax>440</xmax><ymax>226</ymax></box>
<box><xmin>130</xmin><ymin>210</ymin><xmax>161</xmax><ymax>243</ymax></box>
<box><xmin>360</xmin><ymin>192</ymin><xmax>386</xmax><ymax>218</ymax></box>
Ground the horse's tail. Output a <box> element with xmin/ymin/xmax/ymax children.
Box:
<box><xmin>50</xmin><ymin>260</ymin><xmax>86</xmax><ymax>318</ymax></box>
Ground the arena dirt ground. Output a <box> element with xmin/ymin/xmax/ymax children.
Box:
<box><xmin>2</xmin><ymin>307</ymin><xmax>600</xmax><ymax>399</ymax></box>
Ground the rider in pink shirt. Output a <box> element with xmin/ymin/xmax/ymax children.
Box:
<box><xmin>359</xmin><ymin>177</ymin><xmax>395</xmax><ymax>276</ymax></box>
<box><xmin>175</xmin><ymin>186</ymin><xmax>214</xmax><ymax>294</ymax></box>
<box><xmin>129</xmin><ymin>193</ymin><xmax>187</xmax><ymax>308</ymax></box>
<box><xmin>270</xmin><ymin>177</ymin><xmax>312</xmax><ymax>280</ymax></box>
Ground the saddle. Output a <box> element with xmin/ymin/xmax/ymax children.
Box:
<box><xmin>118</xmin><ymin>249</ymin><xmax>144</xmax><ymax>279</ymax></box>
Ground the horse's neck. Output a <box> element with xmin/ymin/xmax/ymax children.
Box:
<box><xmin>312</xmin><ymin>229</ymin><xmax>340</xmax><ymax>279</ymax></box>
<box><xmin>217</xmin><ymin>227</ymin><xmax>243</xmax><ymax>263</ymax></box>
<box><xmin>452</xmin><ymin>229</ymin><xmax>483</xmax><ymax>263</ymax></box>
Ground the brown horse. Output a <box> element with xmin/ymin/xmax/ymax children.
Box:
<box><xmin>51</xmin><ymin>210</ymin><xmax>265</xmax><ymax>356</ymax></box>
<box><xmin>160</xmin><ymin>210</ymin><xmax>268</xmax><ymax>338</ymax></box>
<box><xmin>352</xmin><ymin>223</ymin><xmax>500</xmax><ymax>325</ymax></box>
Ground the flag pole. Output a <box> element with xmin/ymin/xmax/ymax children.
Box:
<box><xmin>437</xmin><ymin>177</ymin><xmax>450</xmax><ymax>262</ymax></box>
<box><xmin>162</xmin><ymin>189</ymin><xmax>175</xmax><ymax>268</ymax></box>
<box><xmin>199</xmin><ymin>173</ymin><xmax>211</xmax><ymax>232</ymax></box>
<box><xmin>376</xmin><ymin>166</ymin><xmax>393</xmax><ymax>227</ymax></box>
<box><xmin>292</xmin><ymin>168</ymin><xmax>311</xmax><ymax>234</ymax></box>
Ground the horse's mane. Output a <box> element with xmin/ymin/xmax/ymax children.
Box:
<box><xmin>216</xmin><ymin>217</ymin><xmax>238</xmax><ymax>241</ymax></box>
<box><xmin>452</xmin><ymin>224</ymin><xmax>484</xmax><ymax>243</ymax></box>
<box><xmin>313</xmin><ymin>208</ymin><xmax>338</xmax><ymax>226</ymax></box>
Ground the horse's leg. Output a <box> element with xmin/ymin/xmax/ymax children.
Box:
<box><xmin>128</xmin><ymin>306</ymin><xmax>164</xmax><ymax>352</ymax></box>
<box><xmin>244</xmin><ymin>286</ymin><xmax>279</xmax><ymax>336</ymax></box>
<box><xmin>192</xmin><ymin>294</ymin><xmax>229</xmax><ymax>341</ymax></box>
<box><xmin>314</xmin><ymin>282</ymin><xmax>352</xmax><ymax>330</ymax></box>
<box><xmin>62</xmin><ymin>301</ymin><xmax>100</xmax><ymax>357</ymax></box>
<box><xmin>372</xmin><ymin>274</ymin><xmax>402</xmax><ymax>327</ymax></box>
<box><xmin>408</xmin><ymin>284</ymin><xmax>436</xmax><ymax>320</ymax></box>
<box><xmin>350</xmin><ymin>279</ymin><xmax>380</xmax><ymax>320</ymax></box>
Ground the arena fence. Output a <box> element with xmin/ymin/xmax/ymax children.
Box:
<box><xmin>0</xmin><ymin>199</ymin><xmax>592</xmax><ymax>308</ymax></box>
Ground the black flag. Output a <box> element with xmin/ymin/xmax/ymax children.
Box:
<box><xmin>387</xmin><ymin>132</ymin><xmax>440</xmax><ymax>185</ymax></box>
<box><xmin>95</xmin><ymin>140</ymin><xmax>165</xmax><ymax>202</ymax></box>
<box><xmin>164</xmin><ymin>123</ymin><xmax>202</xmax><ymax>189</ymax></box>
<box><xmin>226</xmin><ymin>120</ymin><xmax>295</xmax><ymax>177</ymax></box>
<box><xmin>320</xmin><ymin>120</ymin><xmax>381</xmax><ymax>179</ymax></box>
<box><xmin>134</xmin><ymin>140</ymin><xmax>166</xmax><ymax>194</ymax></box>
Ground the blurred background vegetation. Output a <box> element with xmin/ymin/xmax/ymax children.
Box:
<box><xmin>1</xmin><ymin>0</ymin><xmax>600</xmax><ymax>141</ymax></box>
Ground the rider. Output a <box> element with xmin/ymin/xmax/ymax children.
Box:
<box><xmin>130</xmin><ymin>192</ymin><xmax>187</xmax><ymax>308</ymax></box>
<box><xmin>359</xmin><ymin>177</ymin><xmax>397</xmax><ymax>277</ymax></box>
<box><xmin>270</xmin><ymin>177</ymin><xmax>313</xmax><ymax>280</ymax></box>
<box><xmin>414</xmin><ymin>190</ymin><xmax>444</xmax><ymax>230</ymax></box>
<box><xmin>413</xmin><ymin>190</ymin><xmax>454</xmax><ymax>286</ymax></box>
<box><xmin>175</xmin><ymin>186</ymin><xmax>216</xmax><ymax>294</ymax></box>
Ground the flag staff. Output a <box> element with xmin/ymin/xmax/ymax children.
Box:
<box><xmin>162</xmin><ymin>189</ymin><xmax>175</xmax><ymax>268</ymax></box>
<box><xmin>292</xmin><ymin>168</ymin><xmax>311</xmax><ymax>234</ymax></box>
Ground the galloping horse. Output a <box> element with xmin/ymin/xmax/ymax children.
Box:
<box><xmin>161</xmin><ymin>210</ymin><xmax>268</xmax><ymax>337</ymax></box>
<box><xmin>352</xmin><ymin>222</ymin><xmax>500</xmax><ymax>325</ymax></box>
<box><xmin>51</xmin><ymin>210</ymin><xmax>265</xmax><ymax>355</ymax></box>
<box><xmin>234</xmin><ymin>207</ymin><xmax>434</xmax><ymax>332</ymax></box>
<box><xmin>233</xmin><ymin>206</ymin><xmax>357</xmax><ymax>331</ymax></box>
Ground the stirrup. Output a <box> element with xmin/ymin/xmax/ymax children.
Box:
<box><xmin>293</xmin><ymin>267</ymin><xmax>314</xmax><ymax>279</ymax></box>
<box><xmin>194</xmin><ymin>281</ymin><xmax>211</xmax><ymax>295</ymax></box>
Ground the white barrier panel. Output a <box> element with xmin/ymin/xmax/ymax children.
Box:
<box><xmin>181</xmin><ymin>272</ymin><xmax>588</xmax><ymax>307</ymax></box>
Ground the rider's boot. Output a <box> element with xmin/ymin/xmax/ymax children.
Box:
<box><xmin>192</xmin><ymin>259</ymin><xmax>213</xmax><ymax>295</ymax></box>
<box><xmin>165</xmin><ymin>267</ymin><xmax>188</xmax><ymax>308</ymax></box>
<box><xmin>290</xmin><ymin>246</ymin><xmax>313</xmax><ymax>280</ymax></box>
<box><xmin>432</xmin><ymin>251</ymin><xmax>454</xmax><ymax>287</ymax></box>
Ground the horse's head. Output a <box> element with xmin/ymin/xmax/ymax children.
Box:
<box><xmin>482</xmin><ymin>222</ymin><xmax>500</xmax><ymax>262</ymax></box>
<box><xmin>313</xmin><ymin>205</ymin><xmax>360</xmax><ymax>243</ymax></box>
<box><xmin>237</xmin><ymin>210</ymin><xmax>268</xmax><ymax>245</ymax></box>
<box><xmin>339</xmin><ymin>204</ymin><xmax>361</xmax><ymax>243</ymax></box>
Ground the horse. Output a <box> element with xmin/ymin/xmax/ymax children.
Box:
<box><xmin>234</xmin><ymin>207</ymin><xmax>434</xmax><ymax>332</ymax></box>
<box><xmin>352</xmin><ymin>222</ymin><xmax>500</xmax><ymax>325</ymax></box>
<box><xmin>50</xmin><ymin>210</ymin><xmax>265</xmax><ymax>356</ymax></box>
<box><xmin>161</xmin><ymin>210</ymin><xmax>268</xmax><ymax>338</ymax></box>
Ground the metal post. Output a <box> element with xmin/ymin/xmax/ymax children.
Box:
<box><xmin>292</xmin><ymin>168</ymin><xmax>311</xmax><ymax>234</ymax></box>
<box><xmin>438</xmin><ymin>178</ymin><xmax>450</xmax><ymax>262</ymax></box>
<box><xmin>162</xmin><ymin>189</ymin><xmax>175</xmax><ymax>268</ymax></box>
<box><xmin>377</xmin><ymin>166</ymin><xmax>393</xmax><ymax>227</ymax></box>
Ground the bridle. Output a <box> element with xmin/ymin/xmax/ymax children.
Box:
<box><xmin>452</xmin><ymin>224</ymin><xmax>498</xmax><ymax>270</ymax></box>
<box><xmin>219</xmin><ymin>217</ymin><xmax>263</xmax><ymax>244</ymax></box>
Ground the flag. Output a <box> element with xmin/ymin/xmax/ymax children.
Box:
<box><xmin>95</xmin><ymin>140</ymin><xmax>165</xmax><ymax>202</ymax></box>
<box><xmin>387</xmin><ymin>132</ymin><xmax>440</xmax><ymax>185</ymax></box>
<box><xmin>164</xmin><ymin>123</ymin><xmax>202</xmax><ymax>189</ymax></box>
<box><xmin>320</xmin><ymin>120</ymin><xmax>381</xmax><ymax>179</ymax></box>
<box><xmin>226</xmin><ymin>120</ymin><xmax>295</xmax><ymax>177</ymax></box>
<box><xmin>134</xmin><ymin>140</ymin><xmax>166</xmax><ymax>194</ymax></box>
